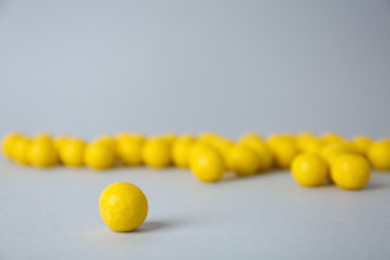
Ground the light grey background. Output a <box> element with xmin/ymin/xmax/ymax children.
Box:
<box><xmin>1</xmin><ymin>1</ymin><xmax>390</xmax><ymax>259</ymax></box>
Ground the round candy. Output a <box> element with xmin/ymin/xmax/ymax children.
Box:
<box><xmin>267</xmin><ymin>135</ymin><xmax>299</xmax><ymax>169</ymax></box>
<box><xmin>99</xmin><ymin>182</ymin><xmax>148</xmax><ymax>232</ymax></box>
<box><xmin>239</xmin><ymin>137</ymin><xmax>273</xmax><ymax>171</ymax></box>
<box><xmin>53</xmin><ymin>136</ymin><xmax>69</xmax><ymax>152</ymax></box>
<box><xmin>172</xmin><ymin>135</ymin><xmax>197</xmax><ymax>168</ymax></box>
<box><xmin>190</xmin><ymin>146</ymin><xmax>225</xmax><ymax>183</ymax></box>
<box><xmin>1</xmin><ymin>132</ymin><xmax>23</xmax><ymax>159</ymax></box>
<box><xmin>142</xmin><ymin>138</ymin><xmax>171</xmax><ymax>168</ymax></box>
<box><xmin>84</xmin><ymin>142</ymin><xmax>116</xmax><ymax>170</ymax></box>
<box><xmin>227</xmin><ymin>145</ymin><xmax>260</xmax><ymax>176</ymax></box>
<box><xmin>95</xmin><ymin>135</ymin><xmax>117</xmax><ymax>152</ymax></box>
<box><xmin>238</xmin><ymin>132</ymin><xmax>263</xmax><ymax>144</ymax></box>
<box><xmin>161</xmin><ymin>133</ymin><xmax>177</xmax><ymax>147</ymax></box>
<box><xmin>27</xmin><ymin>137</ymin><xmax>58</xmax><ymax>168</ymax></box>
<box><xmin>367</xmin><ymin>140</ymin><xmax>390</xmax><ymax>171</ymax></box>
<box><xmin>353</xmin><ymin>136</ymin><xmax>373</xmax><ymax>155</ymax></box>
<box><xmin>60</xmin><ymin>138</ymin><xmax>86</xmax><ymax>167</ymax></box>
<box><xmin>291</xmin><ymin>153</ymin><xmax>328</xmax><ymax>187</ymax></box>
<box><xmin>117</xmin><ymin>134</ymin><xmax>145</xmax><ymax>166</ymax></box>
<box><xmin>11</xmin><ymin>136</ymin><xmax>31</xmax><ymax>166</ymax></box>
<box><xmin>331</xmin><ymin>154</ymin><xmax>371</xmax><ymax>190</ymax></box>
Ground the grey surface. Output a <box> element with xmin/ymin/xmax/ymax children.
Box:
<box><xmin>1</xmin><ymin>160</ymin><xmax>390</xmax><ymax>260</ymax></box>
<box><xmin>1</xmin><ymin>0</ymin><xmax>390</xmax><ymax>259</ymax></box>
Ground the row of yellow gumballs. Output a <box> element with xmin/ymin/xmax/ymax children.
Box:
<box><xmin>2</xmin><ymin>131</ymin><xmax>390</xmax><ymax>186</ymax></box>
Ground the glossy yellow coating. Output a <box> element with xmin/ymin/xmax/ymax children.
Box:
<box><xmin>99</xmin><ymin>182</ymin><xmax>148</xmax><ymax>232</ymax></box>
<box><xmin>60</xmin><ymin>138</ymin><xmax>86</xmax><ymax>167</ymax></box>
<box><xmin>227</xmin><ymin>145</ymin><xmax>260</xmax><ymax>176</ymax></box>
<box><xmin>117</xmin><ymin>134</ymin><xmax>145</xmax><ymax>166</ymax></box>
<box><xmin>190</xmin><ymin>146</ymin><xmax>226</xmax><ymax>183</ymax></box>
<box><xmin>291</xmin><ymin>153</ymin><xmax>328</xmax><ymax>187</ymax></box>
<box><xmin>367</xmin><ymin>140</ymin><xmax>390</xmax><ymax>171</ymax></box>
<box><xmin>1</xmin><ymin>132</ymin><xmax>23</xmax><ymax>159</ymax></box>
<box><xmin>267</xmin><ymin>135</ymin><xmax>299</xmax><ymax>169</ymax></box>
<box><xmin>11</xmin><ymin>136</ymin><xmax>31</xmax><ymax>166</ymax></box>
<box><xmin>27</xmin><ymin>137</ymin><xmax>58</xmax><ymax>168</ymax></box>
<box><xmin>331</xmin><ymin>154</ymin><xmax>371</xmax><ymax>190</ymax></box>
<box><xmin>210</xmin><ymin>138</ymin><xmax>234</xmax><ymax>163</ymax></box>
<box><xmin>353</xmin><ymin>136</ymin><xmax>373</xmax><ymax>155</ymax></box>
<box><xmin>172</xmin><ymin>135</ymin><xmax>197</xmax><ymax>168</ymax></box>
<box><xmin>84</xmin><ymin>142</ymin><xmax>116</xmax><ymax>170</ymax></box>
<box><xmin>142</xmin><ymin>138</ymin><xmax>171</xmax><ymax>168</ymax></box>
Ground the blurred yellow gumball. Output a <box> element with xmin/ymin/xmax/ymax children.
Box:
<box><xmin>142</xmin><ymin>138</ymin><xmax>171</xmax><ymax>168</ymax></box>
<box><xmin>161</xmin><ymin>133</ymin><xmax>177</xmax><ymax>147</ymax></box>
<box><xmin>53</xmin><ymin>136</ymin><xmax>69</xmax><ymax>152</ymax></box>
<box><xmin>331</xmin><ymin>154</ymin><xmax>371</xmax><ymax>190</ymax></box>
<box><xmin>238</xmin><ymin>132</ymin><xmax>263</xmax><ymax>144</ymax></box>
<box><xmin>28</xmin><ymin>138</ymin><xmax>58</xmax><ymax>168</ymax></box>
<box><xmin>291</xmin><ymin>153</ymin><xmax>328</xmax><ymax>187</ymax></box>
<box><xmin>117</xmin><ymin>135</ymin><xmax>145</xmax><ymax>166</ymax></box>
<box><xmin>84</xmin><ymin>142</ymin><xmax>116</xmax><ymax>171</ymax></box>
<box><xmin>95</xmin><ymin>135</ymin><xmax>117</xmax><ymax>151</ymax></box>
<box><xmin>267</xmin><ymin>135</ymin><xmax>299</xmax><ymax>169</ymax></box>
<box><xmin>353</xmin><ymin>136</ymin><xmax>373</xmax><ymax>155</ymax></box>
<box><xmin>60</xmin><ymin>138</ymin><xmax>86</xmax><ymax>167</ymax></box>
<box><xmin>367</xmin><ymin>140</ymin><xmax>390</xmax><ymax>171</ymax></box>
<box><xmin>199</xmin><ymin>132</ymin><xmax>219</xmax><ymax>144</ymax></box>
<box><xmin>11</xmin><ymin>136</ymin><xmax>31</xmax><ymax>166</ymax></box>
<box><xmin>321</xmin><ymin>132</ymin><xmax>345</xmax><ymax>144</ymax></box>
<box><xmin>189</xmin><ymin>142</ymin><xmax>213</xmax><ymax>163</ymax></box>
<box><xmin>239</xmin><ymin>137</ymin><xmax>273</xmax><ymax>172</ymax></box>
<box><xmin>99</xmin><ymin>182</ymin><xmax>148</xmax><ymax>232</ymax></box>
<box><xmin>172</xmin><ymin>135</ymin><xmax>197</xmax><ymax>168</ymax></box>
<box><xmin>34</xmin><ymin>133</ymin><xmax>52</xmax><ymax>143</ymax></box>
<box><xmin>227</xmin><ymin>145</ymin><xmax>260</xmax><ymax>176</ymax></box>
<box><xmin>190</xmin><ymin>146</ymin><xmax>225</xmax><ymax>183</ymax></box>
<box><xmin>210</xmin><ymin>138</ymin><xmax>234</xmax><ymax>163</ymax></box>
<box><xmin>320</xmin><ymin>144</ymin><xmax>353</xmax><ymax>166</ymax></box>
<box><xmin>1</xmin><ymin>132</ymin><xmax>23</xmax><ymax>159</ymax></box>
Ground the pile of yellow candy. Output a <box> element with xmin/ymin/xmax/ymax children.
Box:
<box><xmin>2</xmin><ymin>131</ymin><xmax>390</xmax><ymax>190</ymax></box>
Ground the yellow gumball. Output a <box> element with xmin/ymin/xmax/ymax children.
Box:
<box><xmin>84</xmin><ymin>142</ymin><xmax>116</xmax><ymax>171</ymax></box>
<box><xmin>331</xmin><ymin>154</ymin><xmax>371</xmax><ymax>190</ymax></box>
<box><xmin>291</xmin><ymin>153</ymin><xmax>328</xmax><ymax>187</ymax></box>
<box><xmin>267</xmin><ymin>135</ymin><xmax>299</xmax><ymax>169</ymax></box>
<box><xmin>28</xmin><ymin>138</ymin><xmax>58</xmax><ymax>168</ymax></box>
<box><xmin>238</xmin><ymin>132</ymin><xmax>263</xmax><ymax>144</ymax></box>
<box><xmin>321</xmin><ymin>132</ymin><xmax>345</xmax><ymax>144</ymax></box>
<box><xmin>172</xmin><ymin>135</ymin><xmax>197</xmax><ymax>168</ymax></box>
<box><xmin>367</xmin><ymin>140</ymin><xmax>390</xmax><ymax>171</ymax></box>
<box><xmin>161</xmin><ymin>133</ymin><xmax>177</xmax><ymax>147</ymax></box>
<box><xmin>227</xmin><ymin>145</ymin><xmax>260</xmax><ymax>176</ymax></box>
<box><xmin>142</xmin><ymin>138</ymin><xmax>171</xmax><ymax>168</ymax></box>
<box><xmin>1</xmin><ymin>132</ymin><xmax>23</xmax><ymax>159</ymax></box>
<box><xmin>320</xmin><ymin>144</ymin><xmax>354</xmax><ymax>166</ymax></box>
<box><xmin>60</xmin><ymin>138</ymin><xmax>86</xmax><ymax>167</ymax></box>
<box><xmin>53</xmin><ymin>136</ymin><xmax>69</xmax><ymax>152</ymax></box>
<box><xmin>188</xmin><ymin>142</ymin><xmax>213</xmax><ymax>163</ymax></box>
<box><xmin>210</xmin><ymin>138</ymin><xmax>234</xmax><ymax>163</ymax></box>
<box><xmin>95</xmin><ymin>135</ymin><xmax>117</xmax><ymax>151</ymax></box>
<box><xmin>199</xmin><ymin>132</ymin><xmax>219</xmax><ymax>144</ymax></box>
<box><xmin>11</xmin><ymin>136</ymin><xmax>31</xmax><ymax>166</ymax></box>
<box><xmin>239</xmin><ymin>137</ymin><xmax>273</xmax><ymax>172</ymax></box>
<box><xmin>99</xmin><ymin>182</ymin><xmax>148</xmax><ymax>232</ymax></box>
<box><xmin>353</xmin><ymin>136</ymin><xmax>373</xmax><ymax>155</ymax></box>
<box><xmin>117</xmin><ymin>135</ymin><xmax>145</xmax><ymax>166</ymax></box>
<box><xmin>190</xmin><ymin>146</ymin><xmax>226</xmax><ymax>183</ymax></box>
